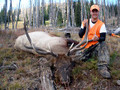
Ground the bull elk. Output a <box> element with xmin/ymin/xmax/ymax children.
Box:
<box><xmin>14</xmin><ymin>30</ymin><xmax>79</xmax><ymax>56</ymax></box>
<box><xmin>14</xmin><ymin>18</ymin><xmax>92</xmax><ymax>89</ymax></box>
<box><xmin>14</xmin><ymin>23</ymin><xmax>91</xmax><ymax>56</ymax></box>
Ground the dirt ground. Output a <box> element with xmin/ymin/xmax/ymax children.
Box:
<box><xmin>0</xmin><ymin>28</ymin><xmax>120</xmax><ymax>89</ymax></box>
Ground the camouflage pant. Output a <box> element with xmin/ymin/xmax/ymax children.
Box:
<box><xmin>74</xmin><ymin>41</ymin><xmax>110</xmax><ymax>67</ymax></box>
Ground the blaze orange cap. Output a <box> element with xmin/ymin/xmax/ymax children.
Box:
<box><xmin>90</xmin><ymin>5</ymin><xmax>99</xmax><ymax>11</ymax></box>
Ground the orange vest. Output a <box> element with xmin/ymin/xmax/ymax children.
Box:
<box><xmin>81</xmin><ymin>19</ymin><xmax>104</xmax><ymax>48</ymax></box>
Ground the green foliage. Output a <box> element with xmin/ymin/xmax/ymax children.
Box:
<box><xmin>0</xmin><ymin>5</ymin><xmax>18</xmax><ymax>24</ymax></box>
<box><xmin>109</xmin><ymin>4</ymin><xmax>118</xmax><ymax>17</ymax></box>
<box><xmin>16</xmin><ymin>67</ymin><xmax>27</xmax><ymax>74</ymax></box>
<box><xmin>91</xmin><ymin>75</ymin><xmax>99</xmax><ymax>84</ymax></box>
<box><xmin>0</xmin><ymin>58</ymin><xmax>3</xmax><ymax>66</ymax></box>
<box><xmin>44</xmin><ymin>7</ymin><xmax>49</xmax><ymax>21</ymax></box>
<box><xmin>57</xmin><ymin>9</ymin><xmax>63</xmax><ymax>27</ymax></box>
<box><xmin>113</xmin><ymin>20</ymin><xmax>115</xmax><ymax>25</ymax></box>
<box><xmin>0</xmin><ymin>48</ymin><xmax>14</xmax><ymax>60</ymax></box>
<box><xmin>72</xmin><ymin>66</ymin><xmax>82</xmax><ymax>76</ymax></box>
<box><xmin>85</xmin><ymin>60</ymin><xmax>97</xmax><ymax>70</ymax></box>
<box><xmin>111</xmin><ymin>69</ymin><xmax>120</xmax><ymax>79</ymax></box>
<box><xmin>17</xmin><ymin>9</ymin><xmax>21</xmax><ymax>21</ymax></box>
<box><xmin>8</xmin><ymin>82</ymin><xmax>24</xmax><ymax>90</ymax></box>
<box><xmin>74</xmin><ymin>0</ymin><xmax>81</xmax><ymax>27</ymax></box>
<box><xmin>0</xmin><ymin>5</ymin><xmax>7</xmax><ymax>23</ymax></box>
<box><xmin>90</xmin><ymin>0</ymin><xmax>94</xmax><ymax>6</ymax></box>
<box><xmin>21</xmin><ymin>57</ymin><xmax>31</xmax><ymax>67</ymax></box>
<box><xmin>110</xmin><ymin>51</ymin><xmax>118</xmax><ymax>65</ymax></box>
<box><xmin>84</xmin><ymin>87</ymin><xmax>92</xmax><ymax>90</ymax></box>
<box><xmin>72</xmin><ymin>59</ymin><xmax>97</xmax><ymax>76</ymax></box>
<box><xmin>1</xmin><ymin>76</ymin><xmax>8</xmax><ymax>88</ymax></box>
<box><xmin>45</xmin><ymin>20</ymin><xmax>50</xmax><ymax>25</ymax></box>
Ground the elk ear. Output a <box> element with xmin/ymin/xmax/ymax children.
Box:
<box><xmin>65</xmin><ymin>33</ymin><xmax>71</xmax><ymax>38</ymax></box>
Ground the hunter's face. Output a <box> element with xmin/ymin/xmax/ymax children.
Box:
<box><xmin>90</xmin><ymin>9</ymin><xmax>99</xmax><ymax>20</ymax></box>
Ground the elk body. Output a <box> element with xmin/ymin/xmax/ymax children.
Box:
<box><xmin>14</xmin><ymin>31</ymin><xmax>78</xmax><ymax>55</ymax></box>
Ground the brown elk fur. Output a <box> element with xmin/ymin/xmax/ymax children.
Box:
<box><xmin>14</xmin><ymin>31</ymin><xmax>78</xmax><ymax>55</ymax></box>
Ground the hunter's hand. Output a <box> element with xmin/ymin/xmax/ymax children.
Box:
<box><xmin>83</xmin><ymin>19</ymin><xmax>88</xmax><ymax>27</ymax></box>
<box><xmin>92</xmin><ymin>35</ymin><xmax>99</xmax><ymax>41</ymax></box>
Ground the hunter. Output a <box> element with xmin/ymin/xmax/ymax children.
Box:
<box><xmin>78</xmin><ymin>5</ymin><xmax>111</xmax><ymax>78</ymax></box>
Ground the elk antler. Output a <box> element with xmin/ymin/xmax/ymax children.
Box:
<box><xmin>24</xmin><ymin>18</ymin><xmax>58</xmax><ymax>57</ymax></box>
<box><xmin>68</xmin><ymin>11</ymin><xmax>93</xmax><ymax>55</ymax></box>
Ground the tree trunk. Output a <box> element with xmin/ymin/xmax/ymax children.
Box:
<box><xmin>39</xmin><ymin>57</ymin><xmax>56</xmax><ymax>90</ymax></box>
<box><xmin>0</xmin><ymin>16</ymin><xmax>2</xmax><ymax>30</ymax></box>
<box><xmin>71</xmin><ymin>0</ymin><xmax>75</xmax><ymax>27</ymax></box>
<box><xmin>55</xmin><ymin>0</ymin><xmax>61</xmax><ymax>27</ymax></box>
<box><xmin>8</xmin><ymin>0</ymin><xmax>12</xmax><ymax>30</ymax></box>
<box><xmin>49</xmin><ymin>0</ymin><xmax>52</xmax><ymax>26</ymax></box>
<box><xmin>12</xmin><ymin>10</ymin><xmax>15</xmax><ymax>30</ymax></box>
<box><xmin>8</xmin><ymin>11</ymin><xmax>10</xmax><ymax>30</ymax></box>
<box><xmin>42</xmin><ymin>0</ymin><xmax>45</xmax><ymax>26</ymax></box>
<box><xmin>10</xmin><ymin>0</ymin><xmax>13</xmax><ymax>30</ymax></box>
<box><xmin>63</xmin><ymin>0</ymin><xmax>67</xmax><ymax>26</ymax></box>
<box><xmin>15</xmin><ymin>0</ymin><xmax>21</xmax><ymax>30</ymax></box>
<box><xmin>117</xmin><ymin>0</ymin><xmax>120</xmax><ymax>26</ymax></box>
<box><xmin>52</xmin><ymin>1</ymin><xmax>56</xmax><ymax>26</ymax></box>
<box><xmin>33</xmin><ymin>0</ymin><xmax>36</xmax><ymax>28</ymax></box>
<box><xmin>67</xmin><ymin>0</ymin><xmax>71</xmax><ymax>27</ymax></box>
<box><xmin>29</xmin><ymin>0</ymin><xmax>32</xmax><ymax>27</ymax></box>
<box><xmin>112</xmin><ymin>4</ymin><xmax>115</xmax><ymax>17</ymax></box>
<box><xmin>4</xmin><ymin>0</ymin><xmax>7</xmax><ymax>30</ymax></box>
<box><xmin>100</xmin><ymin>0</ymin><xmax>103</xmax><ymax>21</ymax></box>
<box><xmin>37</xmin><ymin>0</ymin><xmax>40</xmax><ymax>27</ymax></box>
<box><xmin>81</xmin><ymin>0</ymin><xmax>83</xmax><ymax>24</ymax></box>
<box><xmin>103</xmin><ymin>0</ymin><xmax>106</xmax><ymax>25</ymax></box>
<box><xmin>95</xmin><ymin>0</ymin><xmax>98</xmax><ymax>4</ymax></box>
<box><xmin>84</xmin><ymin>0</ymin><xmax>87</xmax><ymax>19</ymax></box>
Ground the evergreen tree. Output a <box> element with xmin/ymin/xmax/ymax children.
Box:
<box><xmin>44</xmin><ymin>7</ymin><xmax>49</xmax><ymax>21</ymax></box>
<box><xmin>0</xmin><ymin>5</ymin><xmax>8</xmax><ymax>23</ymax></box>
<box><xmin>57</xmin><ymin>9</ymin><xmax>63</xmax><ymax>27</ymax></box>
<box><xmin>74</xmin><ymin>0</ymin><xmax>81</xmax><ymax>27</ymax></box>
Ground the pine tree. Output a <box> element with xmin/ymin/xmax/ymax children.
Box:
<box><xmin>57</xmin><ymin>9</ymin><xmax>63</xmax><ymax>27</ymax></box>
<box><xmin>75</xmin><ymin>0</ymin><xmax>81</xmax><ymax>27</ymax></box>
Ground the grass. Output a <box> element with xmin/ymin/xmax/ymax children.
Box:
<box><xmin>110</xmin><ymin>51</ymin><xmax>118</xmax><ymax>66</ymax></box>
<box><xmin>91</xmin><ymin>75</ymin><xmax>100</xmax><ymax>84</ymax></box>
<box><xmin>111</xmin><ymin>69</ymin><xmax>120</xmax><ymax>79</ymax></box>
<box><xmin>0</xmin><ymin>28</ymin><xmax>120</xmax><ymax>89</ymax></box>
<box><xmin>8</xmin><ymin>82</ymin><xmax>24</xmax><ymax>90</ymax></box>
<box><xmin>45</xmin><ymin>20</ymin><xmax>50</xmax><ymax>26</ymax></box>
<box><xmin>0</xmin><ymin>21</ymin><xmax>24</xmax><ymax>30</ymax></box>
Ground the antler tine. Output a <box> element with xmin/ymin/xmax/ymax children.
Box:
<box><xmin>23</xmin><ymin>18</ymin><xmax>58</xmax><ymax>57</ymax></box>
<box><xmin>68</xmin><ymin>11</ymin><xmax>93</xmax><ymax>56</ymax></box>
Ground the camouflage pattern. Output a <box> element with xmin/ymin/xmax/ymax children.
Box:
<box><xmin>74</xmin><ymin>41</ymin><xmax>109</xmax><ymax>65</ymax></box>
<box><xmin>73</xmin><ymin>41</ymin><xmax>111</xmax><ymax>78</ymax></box>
